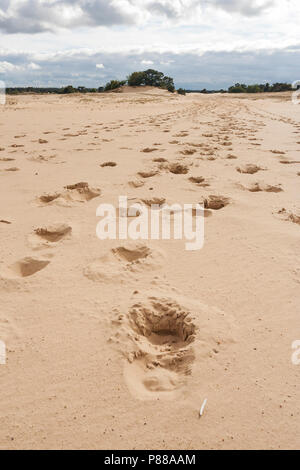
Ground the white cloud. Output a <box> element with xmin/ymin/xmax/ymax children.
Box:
<box><xmin>0</xmin><ymin>61</ymin><xmax>21</xmax><ymax>73</ymax></box>
<box><xmin>96</xmin><ymin>63</ymin><xmax>104</xmax><ymax>68</ymax></box>
<box><xmin>141</xmin><ymin>59</ymin><xmax>154</xmax><ymax>65</ymax></box>
<box><xmin>0</xmin><ymin>60</ymin><xmax>42</xmax><ymax>74</ymax></box>
<box><xmin>160</xmin><ymin>60</ymin><xmax>174</xmax><ymax>66</ymax></box>
<box><xmin>28</xmin><ymin>62</ymin><xmax>41</xmax><ymax>70</ymax></box>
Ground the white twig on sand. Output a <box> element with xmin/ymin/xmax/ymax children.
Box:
<box><xmin>199</xmin><ymin>398</ymin><xmax>207</xmax><ymax>417</ymax></box>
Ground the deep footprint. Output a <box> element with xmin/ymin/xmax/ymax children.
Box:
<box><xmin>122</xmin><ymin>296</ymin><xmax>197</xmax><ymax>399</ymax></box>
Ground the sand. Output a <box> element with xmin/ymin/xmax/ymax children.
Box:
<box><xmin>0</xmin><ymin>89</ymin><xmax>299</xmax><ymax>450</ymax></box>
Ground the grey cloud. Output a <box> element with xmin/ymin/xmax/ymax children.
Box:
<box><xmin>146</xmin><ymin>0</ymin><xmax>274</xmax><ymax>19</ymax></box>
<box><xmin>147</xmin><ymin>2</ymin><xmax>181</xmax><ymax>18</ymax></box>
<box><xmin>145</xmin><ymin>1</ymin><xmax>200</xmax><ymax>19</ymax></box>
<box><xmin>0</xmin><ymin>0</ymin><xmax>278</xmax><ymax>34</ymax></box>
<box><xmin>0</xmin><ymin>0</ymin><xmax>138</xmax><ymax>34</ymax></box>
<box><xmin>209</xmin><ymin>0</ymin><xmax>274</xmax><ymax>16</ymax></box>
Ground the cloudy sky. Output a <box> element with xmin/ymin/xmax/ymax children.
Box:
<box><xmin>0</xmin><ymin>0</ymin><xmax>299</xmax><ymax>89</ymax></box>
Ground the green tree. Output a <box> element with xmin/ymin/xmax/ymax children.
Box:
<box><xmin>228</xmin><ymin>83</ymin><xmax>247</xmax><ymax>93</ymax></box>
<box><xmin>127</xmin><ymin>71</ymin><xmax>145</xmax><ymax>86</ymax></box>
<box><xmin>104</xmin><ymin>80</ymin><xmax>126</xmax><ymax>91</ymax></box>
<box><xmin>62</xmin><ymin>85</ymin><xmax>76</xmax><ymax>94</ymax></box>
<box><xmin>142</xmin><ymin>69</ymin><xmax>164</xmax><ymax>86</ymax></box>
<box><xmin>161</xmin><ymin>76</ymin><xmax>175</xmax><ymax>92</ymax></box>
<box><xmin>127</xmin><ymin>69</ymin><xmax>175</xmax><ymax>92</ymax></box>
<box><xmin>247</xmin><ymin>84</ymin><xmax>262</xmax><ymax>93</ymax></box>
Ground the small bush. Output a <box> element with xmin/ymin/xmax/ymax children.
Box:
<box><xmin>104</xmin><ymin>80</ymin><xmax>126</xmax><ymax>92</ymax></box>
<box><xmin>61</xmin><ymin>85</ymin><xmax>76</xmax><ymax>94</ymax></box>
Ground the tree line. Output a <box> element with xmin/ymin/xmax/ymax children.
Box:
<box><xmin>6</xmin><ymin>85</ymin><xmax>100</xmax><ymax>95</ymax></box>
<box><xmin>227</xmin><ymin>82</ymin><xmax>293</xmax><ymax>93</ymax></box>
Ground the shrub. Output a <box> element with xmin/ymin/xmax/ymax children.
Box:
<box><xmin>127</xmin><ymin>71</ymin><xmax>145</xmax><ymax>86</ymax></box>
<box><xmin>61</xmin><ymin>85</ymin><xmax>76</xmax><ymax>94</ymax></box>
<box><xmin>104</xmin><ymin>80</ymin><xmax>126</xmax><ymax>91</ymax></box>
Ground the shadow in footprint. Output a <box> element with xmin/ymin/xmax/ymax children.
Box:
<box><xmin>204</xmin><ymin>195</ymin><xmax>230</xmax><ymax>210</ymax></box>
<box><xmin>3</xmin><ymin>257</ymin><xmax>50</xmax><ymax>278</ymax></box>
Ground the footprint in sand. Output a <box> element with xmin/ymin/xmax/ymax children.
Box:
<box><xmin>226</xmin><ymin>154</ymin><xmax>238</xmax><ymax>160</ymax></box>
<box><xmin>112</xmin><ymin>244</ymin><xmax>154</xmax><ymax>263</ymax></box>
<box><xmin>189</xmin><ymin>176</ymin><xmax>210</xmax><ymax>187</ymax></box>
<box><xmin>246</xmin><ymin>182</ymin><xmax>283</xmax><ymax>193</ymax></box>
<box><xmin>128</xmin><ymin>180</ymin><xmax>145</xmax><ymax>188</ymax></box>
<box><xmin>28</xmin><ymin>154</ymin><xmax>57</xmax><ymax>163</ymax></box>
<box><xmin>276</xmin><ymin>208</ymin><xmax>300</xmax><ymax>226</ymax></box>
<box><xmin>100</xmin><ymin>161</ymin><xmax>117</xmax><ymax>167</ymax></box>
<box><xmin>279</xmin><ymin>160</ymin><xmax>300</xmax><ymax>165</ymax></box>
<box><xmin>138</xmin><ymin>170</ymin><xmax>158</xmax><ymax>179</ymax></box>
<box><xmin>2</xmin><ymin>167</ymin><xmax>19</xmax><ymax>172</ymax></box>
<box><xmin>38</xmin><ymin>182</ymin><xmax>101</xmax><ymax>206</ymax></box>
<box><xmin>1</xmin><ymin>257</ymin><xmax>50</xmax><ymax>279</ymax></box>
<box><xmin>180</xmin><ymin>149</ymin><xmax>197</xmax><ymax>156</ymax></box>
<box><xmin>117</xmin><ymin>295</ymin><xmax>196</xmax><ymax>400</ymax></box>
<box><xmin>111</xmin><ymin>292</ymin><xmax>234</xmax><ymax>400</ymax></box>
<box><xmin>141</xmin><ymin>148</ymin><xmax>158</xmax><ymax>153</ymax></box>
<box><xmin>141</xmin><ymin>197</ymin><xmax>166</xmax><ymax>207</ymax></box>
<box><xmin>84</xmin><ymin>242</ymin><xmax>165</xmax><ymax>283</ymax></box>
<box><xmin>34</xmin><ymin>223</ymin><xmax>72</xmax><ymax>241</ymax></box>
<box><xmin>168</xmin><ymin>163</ymin><xmax>189</xmax><ymax>175</ymax></box>
<box><xmin>203</xmin><ymin>195</ymin><xmax>230</xmax><ymax>210</ymax></box>
<box><xmin>38</xmin><ymin>193</ymin><xmax>61</xmax><ymax>204</ymax></box>
<box><xmin>288</xmin><ymin>214</ymin><xmax>300</xmax><ymax>225</ymax></box>
<box><xmin>174</xmin><ymin>132</ymin><xmax>189</xmax><ymax>138</ymax></box>
<box><xmin>237</xmin><ymin>164</ymin><xmax>264</xmax><ymax>175</ymax></box>
<box><xmin>28</xmin><ymin>223</ymin><xmax>72</xmax><ymax>248</ymax></box>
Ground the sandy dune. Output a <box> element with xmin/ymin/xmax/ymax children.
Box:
<box><xmin>0</xmin><ymin>90</ymin><xmax>299</xmax><ymax>449</ymax></box>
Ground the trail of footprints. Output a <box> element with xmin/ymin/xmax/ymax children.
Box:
<box><xmin>0</xmin><ymin>180</ymin><xmax>100</xmax><ymax>279</ymax></box>
<box><xmin>1</xmin><ymin>95</ymin><xmax>299</xmax><ymax>400</ymax></box>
